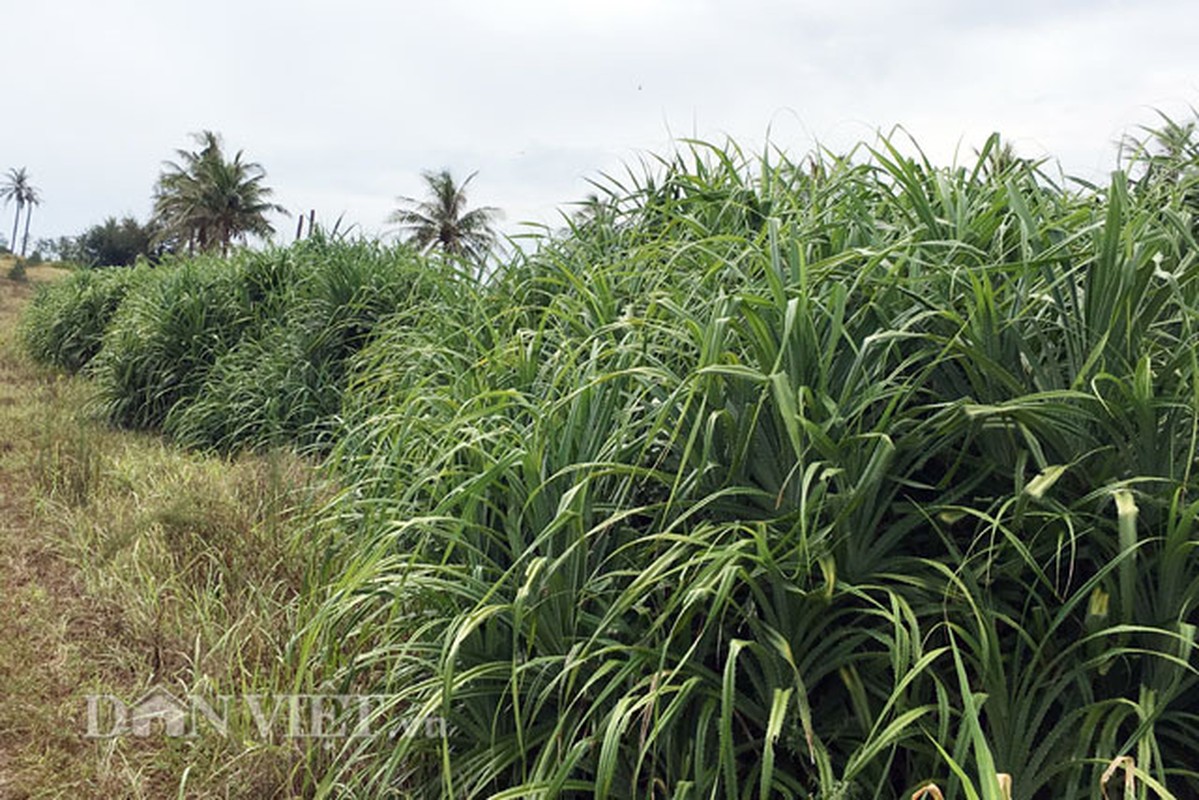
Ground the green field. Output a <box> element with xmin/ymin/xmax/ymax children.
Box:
<box><xmin>8</xmin><ymin>124</ymin><xmax>1199</xmax><ymax>798</ymax></box>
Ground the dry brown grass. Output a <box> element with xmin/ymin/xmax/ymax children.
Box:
<box><xmin>0</xmin><ymin>268</ymin><xmax>328</xmax><ymax>798</ymax></box>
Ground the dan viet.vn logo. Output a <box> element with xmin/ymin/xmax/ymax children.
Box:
<box><xmin>84</xmin><ymin>687</ymin><xmax>445</xmax><ymax>741</ymax></box>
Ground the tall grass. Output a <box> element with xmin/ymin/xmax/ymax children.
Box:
<box><xmin>294</xmin><ymin>130</ymin><xmax>1199</xmax><ymax>798</ymax></box>
<box><xmin>88</xmin><ymin>253</ymin><xmax>254</xmax><ymax>430</ymax></box>
<box><xmin>164</xmin><ymin>236</ymin><xmax>446</xmax><ymax>452</ymax></box>
<box><xmin>27</xmin><ymin>233</ymin><xmax>440</xmax><ymax>453</ymax></box>
<box><xmin>20</xmin><ymin>264</ymin><xmax>149</xmax><ymax>371</ymax></box>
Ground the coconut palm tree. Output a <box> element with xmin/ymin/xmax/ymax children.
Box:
<box><xmin>152</xmin><ymin>131</ymin><xmax>287</xmax><ymax>255</ymax></box>
<box><xmin>389</xmin><ymin>169</ymin><xmax>501</xmax><ymax>265</ymax></box>
<box><xmin>19</xmin><ymin>182</ymin><xmax>41</xmax><ymax>257</ymax></box>
<box><xmin>1</xmin><ymin>167</ymin><xmax>34</xmax><ymax>255</ymax></box>
<box><xmin>1121</xmin><ymin>110</ymin><xmax>1199</xmax><ymax>188</ymax></box>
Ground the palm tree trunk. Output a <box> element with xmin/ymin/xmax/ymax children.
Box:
<box><xmin>9</xmin><ymin>202</ymin><xmax>21</xmax><ymax>255</ymax></box>
<box><xmin>20</xmin><ymin>203</ymin><xmax>33</xmax><ymax>257</ymax></box>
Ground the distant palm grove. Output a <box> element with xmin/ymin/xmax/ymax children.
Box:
<box><xmin>17</xmin><ymin>113</ymin><xmax>1199</xmax><ymax>798</ymax></box>
<box><xmin>9</xmin><ymin>130</ymin><xmax>500</xmax><ymax>269</ymax></box>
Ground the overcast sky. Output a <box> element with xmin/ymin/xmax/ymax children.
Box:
<box><xmin>2</xmin><ymin>0</ymin><xmax>1197</xmax><ymax>247</ymax></box>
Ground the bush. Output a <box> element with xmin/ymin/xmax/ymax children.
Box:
<box><xmin>296</xmin><ymin>132</ymin><xmax>1199</xmax><ymax>797</ymax></box>
<box><xmin>90</xmin><ymin>255</ymin><xmax>251</xmax><ymax>429</ymax></box>
<box><xmin>45</xmin><ymin>235</ymin><xmax>441</xmax><ymax>450</ymax></box>
<box><xmin>21</xmin><ymin>265</ymin><xmax>148</xmax><ymax>371</ymax></box>
<box><xmin>165</xmin><ymin>237</ymin><xmax>446</xmax><ymax>452</ymax></box>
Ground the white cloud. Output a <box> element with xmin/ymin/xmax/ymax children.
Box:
<box><xmin>3</xmin><ymin>0</ymin><xmax>1198</xmax><ymax>243</ymax></box>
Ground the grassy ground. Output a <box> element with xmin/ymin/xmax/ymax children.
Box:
<box><xmin>0</xmin><ymin>261</ymin><xmax>326</xmax><ymax>797</ymax></box>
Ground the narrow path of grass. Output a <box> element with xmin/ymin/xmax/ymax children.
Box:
<box><xmin>0</xmin><ymin>266</ymin><xmax>323</xmax><ymax>798</ymax></box>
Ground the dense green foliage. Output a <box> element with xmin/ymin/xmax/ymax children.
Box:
<box><xmin>21</xmin><ymin>265</ymin><xmax>150</xmax><ymax>370</ymax></box>
<box><xmin>164</xmin><ymin>238</ymin><xmax>449</xmax><ymax>451</ymax></box>
<box><xmin>66</xmin><ymin>215</ymin><xmax>163</xmax><ymax>267</ymax></box>
<box><xmin>303</xmin><ymin>132</ymin><xmax>1199</xmax><ymax>798</ymax></box>
<box><xmin>21</xmin><ymin>120</ymin><xmax>1199</xmax><ymax>798</ymax></box>
<box><xmin>24</xmin><ymin>235</ymin><xmax>436</xmax><ymax>452</ymax></box>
